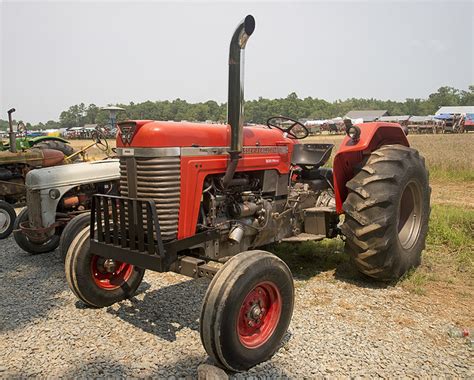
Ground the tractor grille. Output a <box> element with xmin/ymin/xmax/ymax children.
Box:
<box><xmin>120</xmin><ymin>156</ymin><xmax>181</xmax><ymax>241</ymax></box>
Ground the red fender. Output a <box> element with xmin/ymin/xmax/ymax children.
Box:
<box><xmin>333</xmin><ymin>122</ymin><xmax>409</xmax><ymax>213</ymax></box>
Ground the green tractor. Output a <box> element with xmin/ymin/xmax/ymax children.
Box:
<box><xmin>0</xmin><ymin>108</ymin><xmax>75</xmax><ymax>239</ymax></box>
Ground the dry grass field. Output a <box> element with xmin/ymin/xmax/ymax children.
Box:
<box><xmin>70</xmin><ymin>133</ymin><xmax>473</xmax><ymax>312</ymax></box>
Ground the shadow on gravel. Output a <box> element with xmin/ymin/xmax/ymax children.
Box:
<box><xmin>54</xmin><ymin>354</ymin><xmax>291</xmax><ymax>378</ymax></box>
<box><xmin>107</xmin><ymin>277</ymin><xmax>209</xmax><ymax>342</ymax></box>
<box><xmin>268</xmin><ymin>240</ymin><xmax>392</xmax><ymax>289</ymax></box>
<box><xmin>0</xmin><ymin>246</ymin><xmax>66</xmax><ymax>333</ymax></box>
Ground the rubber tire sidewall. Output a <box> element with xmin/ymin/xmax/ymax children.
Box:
<box><xmin>59</xmin><ymin>212</ymin><xmax>91</xmax><ymax>261</ymax></box>
<box><xmin>13</xmin><ymin>208</ymin><xmax>60</xmax><ymax>254</ymax></box>
<box><xmin>65</xmin><ymin>226</ymin><xmax>145</xmax><ymax>308</ymax></box>
<box><xmin>201</xmin><ymin>251</ymin><xmax>294</xmax><ymax>371</ymax></box>
<box><xmin>342</xmin><ymin>145</ymin><xmax>430</xmax><ymax>280</ymax></box>
<box><xmin>393</xmin><ymin>175</ymin><xmax>430</xmax><ymax>273</ymax></box>
<box><xmin>0</xmin><ymin>200</ymin><xmax>16</xmax><ymax>239</ymax></box>
<box><xmin>34</xmin><ymin>140</ymin><xmax>75</xmax><ymax>157</ymax></box>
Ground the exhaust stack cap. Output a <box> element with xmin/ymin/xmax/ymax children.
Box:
<box><xmin>240</xmin><ymin>15</ymin><xmax>255</xmax><ymax>48</ymax></box>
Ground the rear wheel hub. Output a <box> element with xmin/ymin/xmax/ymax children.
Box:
<box><xmin>398</xmin><ymin>180</ymin><xmax>423</xmax><ymax>250</ymax></box>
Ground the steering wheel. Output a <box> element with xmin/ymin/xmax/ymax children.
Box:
<box><xmin>266</xmin><ymin>116</ymin><xmax>309</xmax><ymax>139</ymax></box>
<box><xmin>91</xmin><ymin>129</ymin><xmax>109</xmax><ymax>152</ymax></box>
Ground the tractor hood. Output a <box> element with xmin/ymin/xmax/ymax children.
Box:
<box><xmin>26</xmin><ymin>159</ymin><xmax>120</xmax><ymax>190</ymax></box>
<box><xmin>116</xmin><ymin>121</ymin><xmax>293</xmax><ymax>149</ymax></box>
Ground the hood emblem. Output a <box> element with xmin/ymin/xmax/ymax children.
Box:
<box><xmin>119</xmin><ymin>123</ymin><xmax>136</xmax><ymax>145</ymax></box>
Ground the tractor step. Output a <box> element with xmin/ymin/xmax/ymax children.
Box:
<box><xmin>282</xmin><ymin>233</ymin><xmax>325</xmax><ymax>242</ymax></box>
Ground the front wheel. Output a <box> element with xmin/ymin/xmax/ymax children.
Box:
<box><xmin>65</xmin><ymin>226</ymin><xmax>145</xmax><ymax>307</ymax></box>
<box><xmin>13</xmin><ymin>208</ymin><xmax>61</xmax><ymax>254</ymax></box>
<box><xmin>59</xmin><ymin>212</ymin><xmax>90</xmax><ymax>261</ymax></box>
<box><xmin>200</xmin><ymin>250</ymin><xmax>294</xmax><ymax>371</ymax></box>
<box><xmin>0</xmin><ymin>200</ymin><xmax>16</xmax><ymax>239</ymax></box>
<box><xmin>341</xmin><ymin>144</ymin><xmax>430</xmax><ymax>281</ymax></box>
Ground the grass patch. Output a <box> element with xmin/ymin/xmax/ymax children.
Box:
<box><xmin>427</xmin><ymin>204</ymin><xmax>474</xmax><ymax>272</ymax></box>
<box><xmin>429</xmin><ymin>167</ymin><xmax>474</xmax><ymax>182</ymax></box>
<box><xmin>401</xmin><ymin>269</ymin><xmax>428</xmax><ymax>295</ymax></box>
<box><xmin>268</xmin><ymin>238</ymin><xmax>347</xmax><ymax>280</ymax></box>
<box><xmin>402</xmin><ymin>204</ymin><xmax>474</xmax><ymax>293</ymax></box>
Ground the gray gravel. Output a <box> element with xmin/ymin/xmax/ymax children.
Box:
<box><xmin>0</xmin><ymin>232</ymin><xmax>472</xmax><ymax>378</ymax></box>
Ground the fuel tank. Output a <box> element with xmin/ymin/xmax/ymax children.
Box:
<box><xmin>0</xmin><ymin>148</ymin><xmax>64</xmax><ymax>168</ymax></box>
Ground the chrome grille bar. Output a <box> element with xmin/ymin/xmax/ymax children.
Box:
<box><xmin>120</xmin><ymin>156</ymin><xmax>181</xmax><ymax>240</ymax></box>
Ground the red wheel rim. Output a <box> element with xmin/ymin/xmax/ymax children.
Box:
<box><xmin>90</xmin><ymin>255</ymin><xmax>134</xmax><ymax>290</ymax></box>
<box><xmin>237</xmin><ymin>281</ymin><xmax>282</xmax><ymax>349</ymax></box>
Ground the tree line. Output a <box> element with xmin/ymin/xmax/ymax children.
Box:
<box><xmin>1</xmin><ymin>85</ymin><xmax>473</xmax><ymax>130</ymax></box>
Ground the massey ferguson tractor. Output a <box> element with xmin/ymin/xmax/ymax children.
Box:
<box><xmin>65</xmin><ymin>15</ymin><xmax>430</xmax><ymax>371</ymax></box>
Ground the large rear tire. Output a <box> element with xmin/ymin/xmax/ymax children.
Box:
<box><xmin>0</xmin><ymin>200</ymin><xmax>16</xmax><ymax>239</ymax></box>
<box><xmin>200</xmin><ymin>250</ymin><xmax>294</xmax><ymax>371</ymax></box>
<box><xmin>59</xmin><ymin>212</ymin><xmax>90</xmax><ymax>261</ymax></box>
<box><xmin>34</xmin><ymin>140</ymin><xmax>75</xmax><ymax>158</ymax></box>
<box><xmin>341</xmin><ymin>144</ymin><xmax>430</xmax><ymax>281</ymax></box>
<box><xmin>13</xmin><ymin>208</ymin><xmax>61</xmax><ymax>254</ymax></box>
<box><xmin>65</xmin><ymin>226</ymin><xmax>145</xmax><ymax>307</ymax></box>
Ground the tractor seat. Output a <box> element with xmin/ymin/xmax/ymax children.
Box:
<box><xmin>291</xmin><ymin>143</ymin><xmax>334</xmax><ymax>168</ymax></box>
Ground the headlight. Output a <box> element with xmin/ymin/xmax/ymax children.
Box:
<box><xmin>346</xmin><ymin>125</ymin><xmax>361</xmax><ymax>141</ymax></box>
<box><xmin>49</xmin><ymin>189</ymin><xmax>60</xmax><ymax>199</ymax></box>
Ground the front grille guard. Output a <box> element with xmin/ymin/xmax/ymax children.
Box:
<box><xmin>89</xmin><ymin>194</ymin><xmax>220</xmax><ymax>272</ymax></box>
<box><xmin>90</xmin><ymin>194</ymin><xmax>169</xmax><ymax>271</ymax></box>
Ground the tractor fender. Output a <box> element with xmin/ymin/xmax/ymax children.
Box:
<box><xmin>333</xmin><ymin>122</ymin><xmax>409</xmax><ymax>213</ymax></box>
<box><xmin>28</xmin><ymin>136</ymin><xmax>70</xmax><ymax>146</ymax></box>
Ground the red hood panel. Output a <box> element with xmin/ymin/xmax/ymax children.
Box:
<box><xmin>117</xmin><ymin>121</ymin><xmax>292</xmax><ymax>148</ymax></box>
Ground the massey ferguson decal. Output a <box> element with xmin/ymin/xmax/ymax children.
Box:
<box><xmin>119</xmin><ymin>123</ymin><xmax>136</xmax><ymax>145</ymax></box>
<box><xmin>243</xmin><ymin>146</ymin><xmax>288</xmax><ymax>154</ymax></box>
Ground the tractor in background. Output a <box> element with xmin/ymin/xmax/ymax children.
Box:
<box><xmin>0</xmin><ymin>108</ymin><xmax>69</xmax><ymax>239</ymax></box>
<box><xmin>64</xmin><ymin>15</ymin><xmax>430</xmax><ymax>372</ymax></box>
<box><xmin>0</xmin><ymin>108</ymin><xmax>112</xmax><ymax>240</ymax></box>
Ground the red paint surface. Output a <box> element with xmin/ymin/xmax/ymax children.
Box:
<box><xmin>90</xmin><ymin>255</ymin><xmax>134</xmax><ymax>290</ymax></box>
<box><xmin>41</xmin><ymin>149</ymin><xmax>65</xmax><ymax>167</ymax></box>
<box><xmin>237</xmin><ymin>281</ymin><xmax>282</xmax><ymax>349</ymax></box>
<box><xmin>333</xmin><ymin>122</ymin><xmax>409</xmax><ymax>213</ymax></box>
<box><xmin>117</xmin><ymin>121</ymin><xmax>290</xmax><ymax>148</ymax></box>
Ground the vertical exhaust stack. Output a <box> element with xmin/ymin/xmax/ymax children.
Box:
<box><xmin>222</xmin><ymin>15</ymin><xmax>256</xmax><ymax>189</ymax></box>
<box><xmin>7</xmin><ymin>108</ymin><xmax>17</xmax><ymax>153</ymax></box>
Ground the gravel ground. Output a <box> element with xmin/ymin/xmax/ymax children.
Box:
<box><xmin>1</xmin><ymin>233</ymin><xmax>472</xmax><ymax>378</ymax></box>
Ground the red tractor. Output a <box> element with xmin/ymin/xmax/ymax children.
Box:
<box><xmin>65</xmin><ymin>15</ymin><xmax>430</xmax><ymax>371</ymax></box>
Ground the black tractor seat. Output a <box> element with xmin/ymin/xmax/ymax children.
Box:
<box><xmin>291</xmin><ymin>143</ymin><xmax>334</xmax><ymax>168</ymax></box>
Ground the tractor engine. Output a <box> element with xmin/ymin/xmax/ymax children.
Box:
<box><xmin>116</xmin><ymin>137</ymin><xmax>339</xmax><ymax>262</ymax></box>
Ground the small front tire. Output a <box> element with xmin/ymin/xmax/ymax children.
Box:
<box><xmin>200</xmin><ymin>250</ymin><xmax>294</xmax><ymax>371</ymax></box>
<box><xmin>59</xmin><ymin>212</ymin><xmax>90</xmax><ymax>261</ymax></box>
<box><xmin>13</xmin><ymin>208</ymin><xmax>61</xmax><ymax>254</ymax></box>
<box><xmin>0</xmin><ymin>200</ymin><xmax>16</xmax><ymax>239</ymax></box>
<box><xmin>65</xmin><ymin>226</ymin><xmax>145</xmax><ymax>308</ymax></box>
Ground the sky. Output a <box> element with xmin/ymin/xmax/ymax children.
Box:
<box><xmin>1</xmin><ymin>0</ymin><xmax>473</xmax><ymax>123</ymax></box>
